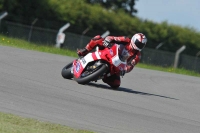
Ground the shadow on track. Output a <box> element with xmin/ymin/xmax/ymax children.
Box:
<box><xmin>87</xmin><ymin>82</ymin><xmax>179</xmax><ymax>100</ymax></box>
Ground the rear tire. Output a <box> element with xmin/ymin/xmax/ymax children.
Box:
<box><xmin>75</xmin><ymin>64</ymin><xmax>108</xmax><ymax>84</ymax></box>
<box><xmin>61</xmin><ymin>62</ymin><xmax>73</xmax><ymax>79</ymax></box>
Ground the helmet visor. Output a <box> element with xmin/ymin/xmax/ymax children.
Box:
<box><xmin>135</xmin><ymin>39</ymin><xmax>146</xmax><ymax>49</ymax></box>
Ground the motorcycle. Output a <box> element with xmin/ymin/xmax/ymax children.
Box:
<box><xmin>61</xmin><ymin>44</ymin><xmax>129</xmax><ymax>85</ymax></box>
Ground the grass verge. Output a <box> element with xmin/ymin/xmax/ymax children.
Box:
<box><xmin>0</xmin><ymin>112</ymin><xmax>94</xmax><ymax>133</ymax></box>
<box><xmin>137</xmin><ymin>63</ymin><xmax>200</xmax><ymax>77</ymax></box>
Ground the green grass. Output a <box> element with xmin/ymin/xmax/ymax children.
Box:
<box><xmin>0</xmin><ymin>35</ymin><xmax>77</xmax><ymax>57</ymax></box>
<box><xmin>0</xmin><ymin>112</ymin><xmax>94</xmax><ymax>133</ymax></box>
<box><xmin>137</xmin><ymin>63</ymin><xmax>200</xmax><ymax>77</ymax></box>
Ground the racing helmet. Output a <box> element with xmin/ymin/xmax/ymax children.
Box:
<box><xmin>130</xmin><ymin>33</ymin><xmax>147</xmax><ymax>51</ymax></box>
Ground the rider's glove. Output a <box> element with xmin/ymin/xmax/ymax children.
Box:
<box><xmin>103</xmin><ymin>38</ymin><xmax>113</xmax><ymax>48</ymax></box>
<box><xmin>77</xmin><ymin>48</ymin><xmax>88</xmax><ymax>56</ymax></box>
<box><xmin>131</xmin><ymin>59</ymin><xmax>136</xmax><ymax>66</ymax></box>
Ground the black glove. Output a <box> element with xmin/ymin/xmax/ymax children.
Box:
<box><xmin>103</xmin><ymin>38</ymin><xmax>113</xmax><ymax>48</ymax></box>
<box><xmin>77</xmin><ymin>48</ymin><xmax>88</xmax><ymax>56</ymax></box>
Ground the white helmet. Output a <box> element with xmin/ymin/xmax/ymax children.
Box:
<box><xmin>131</xmin><ymin>33</ymin><xmax>147</xmax><ymax>51</ymax></box>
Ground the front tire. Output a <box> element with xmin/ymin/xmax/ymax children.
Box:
<box><xmin>61</xmin><ymin>62</ymin><xmax>73</xmax><ymax>79</ymax></box>
<box><xmin>75</xmin><ymin>64</ymin><xmax>108</xmax><ymax>84</ymax></box>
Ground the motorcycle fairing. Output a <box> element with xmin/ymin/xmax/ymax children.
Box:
<box><xmin>73</xmin><ymin>44</ymin><xmax>127</xmax><ymax>79</ymax></box>
<box><xmin>73</xmin><ymin>51</ymin><xmax>101</xmax><ymax>78</ymax></box>
<box><xmin>111</xmin><ymin>45</ymin><xmax>126</xmax><ymax>67</ymax></box>
<box><xmin>109</xmin><ymin>45</ymin><xmax>127</xmax><ymax>75</ymax></box>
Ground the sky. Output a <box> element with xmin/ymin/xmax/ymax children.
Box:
<box><xmin>135</xmin><ymin>0</ymin><xmax>200</xmax><ymax>32</ymax></box>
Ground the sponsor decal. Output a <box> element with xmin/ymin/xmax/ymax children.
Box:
<box><xmin>110</xmin><ymin>49</ymin><xmax>114</xmax><ymax>56</ymax></box>
<box><xmin>75</xmin><ymin>62</ymin><xmax>81</xmax><ymax>73</ymax></box>
<box><xmin>81</xmin><ymin>58</ymin><xmax>86</xmax><ymax>64</ymax></box>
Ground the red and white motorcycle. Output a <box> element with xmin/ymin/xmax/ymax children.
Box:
<box><xmin>61</xmin><ymin>44</ymin><xmax>129</xmax><ymax>85</ymax></box>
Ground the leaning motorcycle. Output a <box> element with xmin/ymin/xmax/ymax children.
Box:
<box><xmin>61</xmin><ymin>44</ymin><xmax>129</xmax><ymax>85</ymax></box>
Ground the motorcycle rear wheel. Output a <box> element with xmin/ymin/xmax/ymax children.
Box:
<box><xmin>61</xmin><ymin>62</ymin><xmax>73</xmax><ymax>79</ymax></box>
<box><xmin>75</xmin><ymin>64</ymin><xmax>108</xmax><ymax>85</ymax></box>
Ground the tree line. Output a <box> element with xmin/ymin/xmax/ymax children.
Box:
<box><xmin>0</xmin><ymin>0</ymin><xmax>200</xmax><ymax>56</ymax></box>
<box><xmin>85</xmin><ymin>0</ymin><xmax>138</xmax><ymax>16</ymax></box>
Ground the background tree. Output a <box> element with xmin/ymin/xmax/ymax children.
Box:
<box><xmin>1</xmin><ymin>0</ymin><xmax>56</xmax><ymax>24</ymax></box>
<box><xmin>1</xmin><ymin>0</ymin><xmax>200</xmax><ymax>56</ymax></box>
<box><xmin>85</xmin><ymin>0</ymin><xmax>138</xmax><ymax>16</ymax></box>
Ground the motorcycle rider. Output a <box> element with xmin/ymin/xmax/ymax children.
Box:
<box><xmin>77</xmin><ymin>33</ymin><xmax>147</xmax><ymax>89</ymax></box>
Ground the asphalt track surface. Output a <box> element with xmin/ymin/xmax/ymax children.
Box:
<box><xmin>0</xmin><ymin>45</ymin><xmax>200</xmax><ymax>133</ymax></box>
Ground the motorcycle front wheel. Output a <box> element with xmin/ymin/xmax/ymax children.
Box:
<box><xmin>75</xmin><ymin>64</ymin><xmax>108</xmax><ymax>85</ymax></box>
<box><xmin>61</xmin><ymin>62</ymin><xmax>73</xmax><ymax>79</ymax></box>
